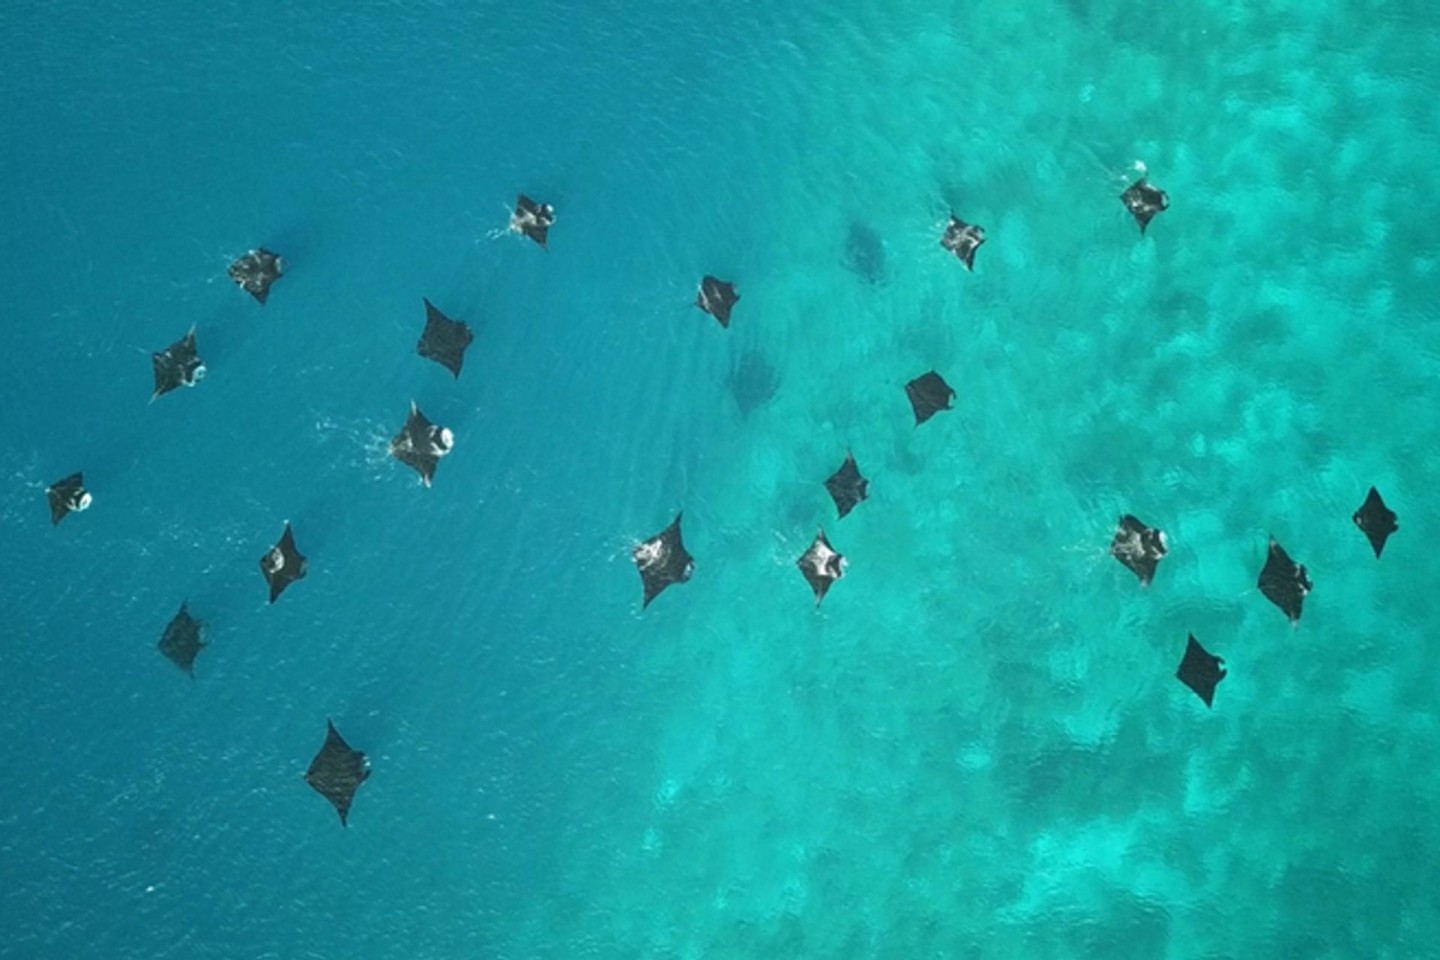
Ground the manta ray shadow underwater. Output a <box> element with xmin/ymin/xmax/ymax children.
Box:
<box><xmin>725</xmin><ymin>348</ymin><xmax>779</xmax><ymax>418</ymax></box>
<box><xmin>843</xmin><ymin>219</ymin><xmax>887</xmax><ymax>284</ymax></box>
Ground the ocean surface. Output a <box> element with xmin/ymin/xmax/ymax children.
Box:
<box><xmin>3</xmin><ymin>0</ymin><xmax>1439</xmax><ymax>957</ymax></box>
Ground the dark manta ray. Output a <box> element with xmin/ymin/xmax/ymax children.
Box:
<box><xmin>696</xmin><ymin>276</ymin><xmax>740</xmax><ymax>328</ymax></box>
<box><xmin>633</xmin><ymin>512</ymin><xmax>694</xmax><ymax>609</ymax></box>
<box><xmin>305</xmin><ymin>719</ymin><xmax>371</xmax><ymax>827</ymax></box>
<box><xmin>940</xmin><ymin>214</ymin><xmax>985</xmax><ymax>270</ymax></box>
<box><xmin>259</xmin><ymin>522</ymin><xmax>307</xmax><ymax>604</ymax></box>
<box><xmin>905</xmin><ymin>370</ymin><xmax>955</xmax><ymax>426</ymax></box>
<box><xmin>510</xmin><ymin>194</ymin><xmax>555</xmax><ymax>249</ymax></box>
<box><xmin>1176</xmin><ymin>634</ymin><xmax>1226</xmax><ymax>708</ymax></box>
<box><xmin>416</xmin><ymin>297</ymin><xmax>474</xmax><ymax>379</ymax></box>
<box><xmin>228</xmin><ymin>248</ymin><xmax>284</xmax><ymax>304</ymax></box>
<box><xmin>796</xmin><ymin>528</ymin><xmax>846</xmax><ymax>606</ymax></box>
<box><xmin>1257</xmin><ymin>536</ymin><xmax>1312</xmax><ymax>624</ymax></box>
<box><xmin>726</xmin><ymin>349</ymin><xmax>777</xmax><ymax>417</ymax></box>
<box><xmin>157</xmin><ymin>602</ymin><xmax>206</xmax><ymax>677</ymax></box>
<box><xmin>151</xmin><ymin>326</ymin><xmax>206</xmax><ymax>400</ymax></box>
<box><xmin>1120</xmin><ymin>178</ymin><xmax>1169</xmax><ymax>234</ymax></box>
<box><xmin>1353</xmin><ymin>486</ymin><xmax>1398</xmax><ymax>558</ymax></box>
<box><xmin>46</xmin><ymin>472</ymin><xmax>92</xmax><ymax>525</ymax></box>
<box><xmin>390</xmin><ymin>402</ymin><xmax>454</xmax><ymax>487</ymax></box>
<box><xmin>1110</xmin><ymin>514</ymin><xmax>1168</xmax><ymax>586</ymax></box>
<box><xmin>824</xmin><ymin>452</ymin><xmax>869</xmax><ymax>520</ymax></box>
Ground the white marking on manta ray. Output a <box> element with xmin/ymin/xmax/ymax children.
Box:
<box><xmin>633</xmin><ymin>539</ymin><xmax>664</xmax><ymax>570</ymax></box>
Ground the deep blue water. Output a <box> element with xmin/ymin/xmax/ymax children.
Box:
<box><xmin>4</xmin><ymin>1</ymin><xmax>1440</xmax><ymax>957</ymax></box>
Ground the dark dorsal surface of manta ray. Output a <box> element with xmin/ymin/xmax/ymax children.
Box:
<box><xmin>1120</xmin><ymin>178</ymin><xmax>1169</xmax><ymax>234</ymax></box>
<box><xmin>1176</xmin><ymin>633</ymin><xmax>1226</xmax><ymax>708</ymax></box>
<box><xmin>633</xmin><ymin>512</ymin><xmax>694</xmax><ymax>609</ymax></box>
<box><xmin>905</xmin><ymin>370</ymin><xmax>956</xmax><ymax>426</ymax></box>
<box><xmin>157</xmin><ymin>601</ymin><xmax>206</xmax><ymax>677</ymax></box>
<box><xmin>510</xmin><ymin>194</ymin><xmax>556</xmax><ymax>249</ymax></box>
<box><xmin>797</xmin><ymin>528</ymin><xmax>846</xmax><ymax>606</ymax></box>
<box><xmin>259</xmin><ymin>521</ymin><xmax>307</xmax><ymax>604</ymax></box>
<box><xmin>824</xmin><ymin>452</ymin><xmax>869</xmax><ymax>520</ymax></box>
<box><xmin>305</xmin><ymin>719</ymin><xmax>371</xmax><ymax>827</ymax></box>
<box><xmin>390</xmin><ymin>402</ymin><xmax>454</xmax><ymax>487</ymax></box>
<box><xmin>46</xmin><ymin>472</ymin><xmax>92</xmax><ymax>525</ymax></box>
<box><xmin>228</xmin><ymin>248</ymin><xmax>285</xmax><ymax>305</ymax></box>
<box><xmin>1257</xmin><ymin>536</ymin><xmax>1312</xmax><ymax>624</ymax></box>
<box><xmin>151</xmin><ymin>326</ymin><xmax>206</xmax><ymax>400</ymax></box>
<box><xmin>696</xmin><ymin>276</ymin><xmax>740</xmax><ymax>328</ymax></box>
<box><xmin>416</xmin><ymin>297</ymin><xmax>474</xmax><ymax>379</ymax></box>
<box><xmin>940</xmin><ymin>214</ymin><xmax>985</xmax><ymax>270</ymax></box>
<box><xmin>727</xmin><ymin>349</ymin><xmax>777</xmax><ymax>417</ymax></box>
<box><xmin>1110</xmin><ymin>514</ymin><xmax>1168</xmax><ymax>586</ymax></box>
<box><xmin>1353</xmin><ymin>486</ymin><xmax>1398</xmax><ymax>558</ymax></box>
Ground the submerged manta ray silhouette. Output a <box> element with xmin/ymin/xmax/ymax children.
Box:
<box><xmin>843</xmin><ymin>220</ymin><xmax>886</xmax><ymax>283</ymax></box>
<box><xmin>157</xmin><ymin>601</ymin><xmax>206</xmax><ymax>677</ymax></box>
<box><xmin>726</xmin><ymin>349</ymin><xmax>777</xmax><ymax>417</ymax></box>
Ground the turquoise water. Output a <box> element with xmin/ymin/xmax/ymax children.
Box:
<box><xmin>3</xmin><ymin>0</ymin><xmax>1439</xmax><ymax>956</ymax></box>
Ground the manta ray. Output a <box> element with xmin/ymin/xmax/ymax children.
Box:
<box><xmin>390</xmin><ymin>402</ymin><xmax>455</xmax><ymax>487</ymax></box>
<box><xmin>824</xmin><ymin>452</ymin><xmax>869</xmax><ymax>520</ymax></box>
<box><xmin>305</xmin><ymin>719</ymin><xmax>371</xmax><ymax>827</ymax></box>
<box><xmin>46</xmin><ymin>472</ymin><xmax>92</xmax><ymax>525</ymax></box>
<box><xmin>228</xmin><ymin>248</ymin><xmax>284</xmax><ymax>304</ymax></box>
<box><xmin>1120</xmin><ymin>178</ymin><xmax>1169</xmax><ymax>234</ymax></box>
<box><xmin>696</xmin><ymin>276</ymin><xmax>740</xmax><ymax>328</ymax></box>
<box><xmin>151</xmin><ymin>326</ymin><xmax>206</xmax><ymax>400</ymax></box>
<box><xmin>905</xmin><ymin>371</ymin><xmax>956</xmax><ymax>426</ymax></box>
<box><xmin>157</xmin><ymin>602</ymin><xmax>206</xmax><ymax>677</ymax></box>
<box><xmin>1110</xmin><ymin>514</ymin><xmax>1168</xmax><ymax>586</ymax></box>
<box><xmin>416</xmin><ymin>298</ymin><xmax>474</xmax><ymax>379</ymax></box>
<box><xmin>1352</xmin><ymin>486</ymin><xmax>1397</xmax><ymax>558</ymax></box>
<box><xmin>259</xmin><ymin>522</ymin><xmax>307</xmax><ymax>604</ymax></box>
<box><xmin>1176</xmin><ymin>633</ymin><xmax>1225</xmax><ymax>708</ymax></box>
<box><xmin>940</xmin><ymin>215</ymin><xmax>985</xmax><ymax>270</ymax></box>
<box><xmin>1257</xmin><ymin>536</ymin><xmax>1312</xmax><ymax>624</ymax></box>
<box><xmin>796</xmin><ymin>529</ymin><xmax>846</xmax><ymax>606</ymax></box>
<box><xmin>633</xmin><ymin>512</ymin><xmax>694</xmax><ymax>608</ymax></box>
<box><xmin>510</xmin><ymin>194</ymin><xmax>556</xmax><ymax>249</ymax></box>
